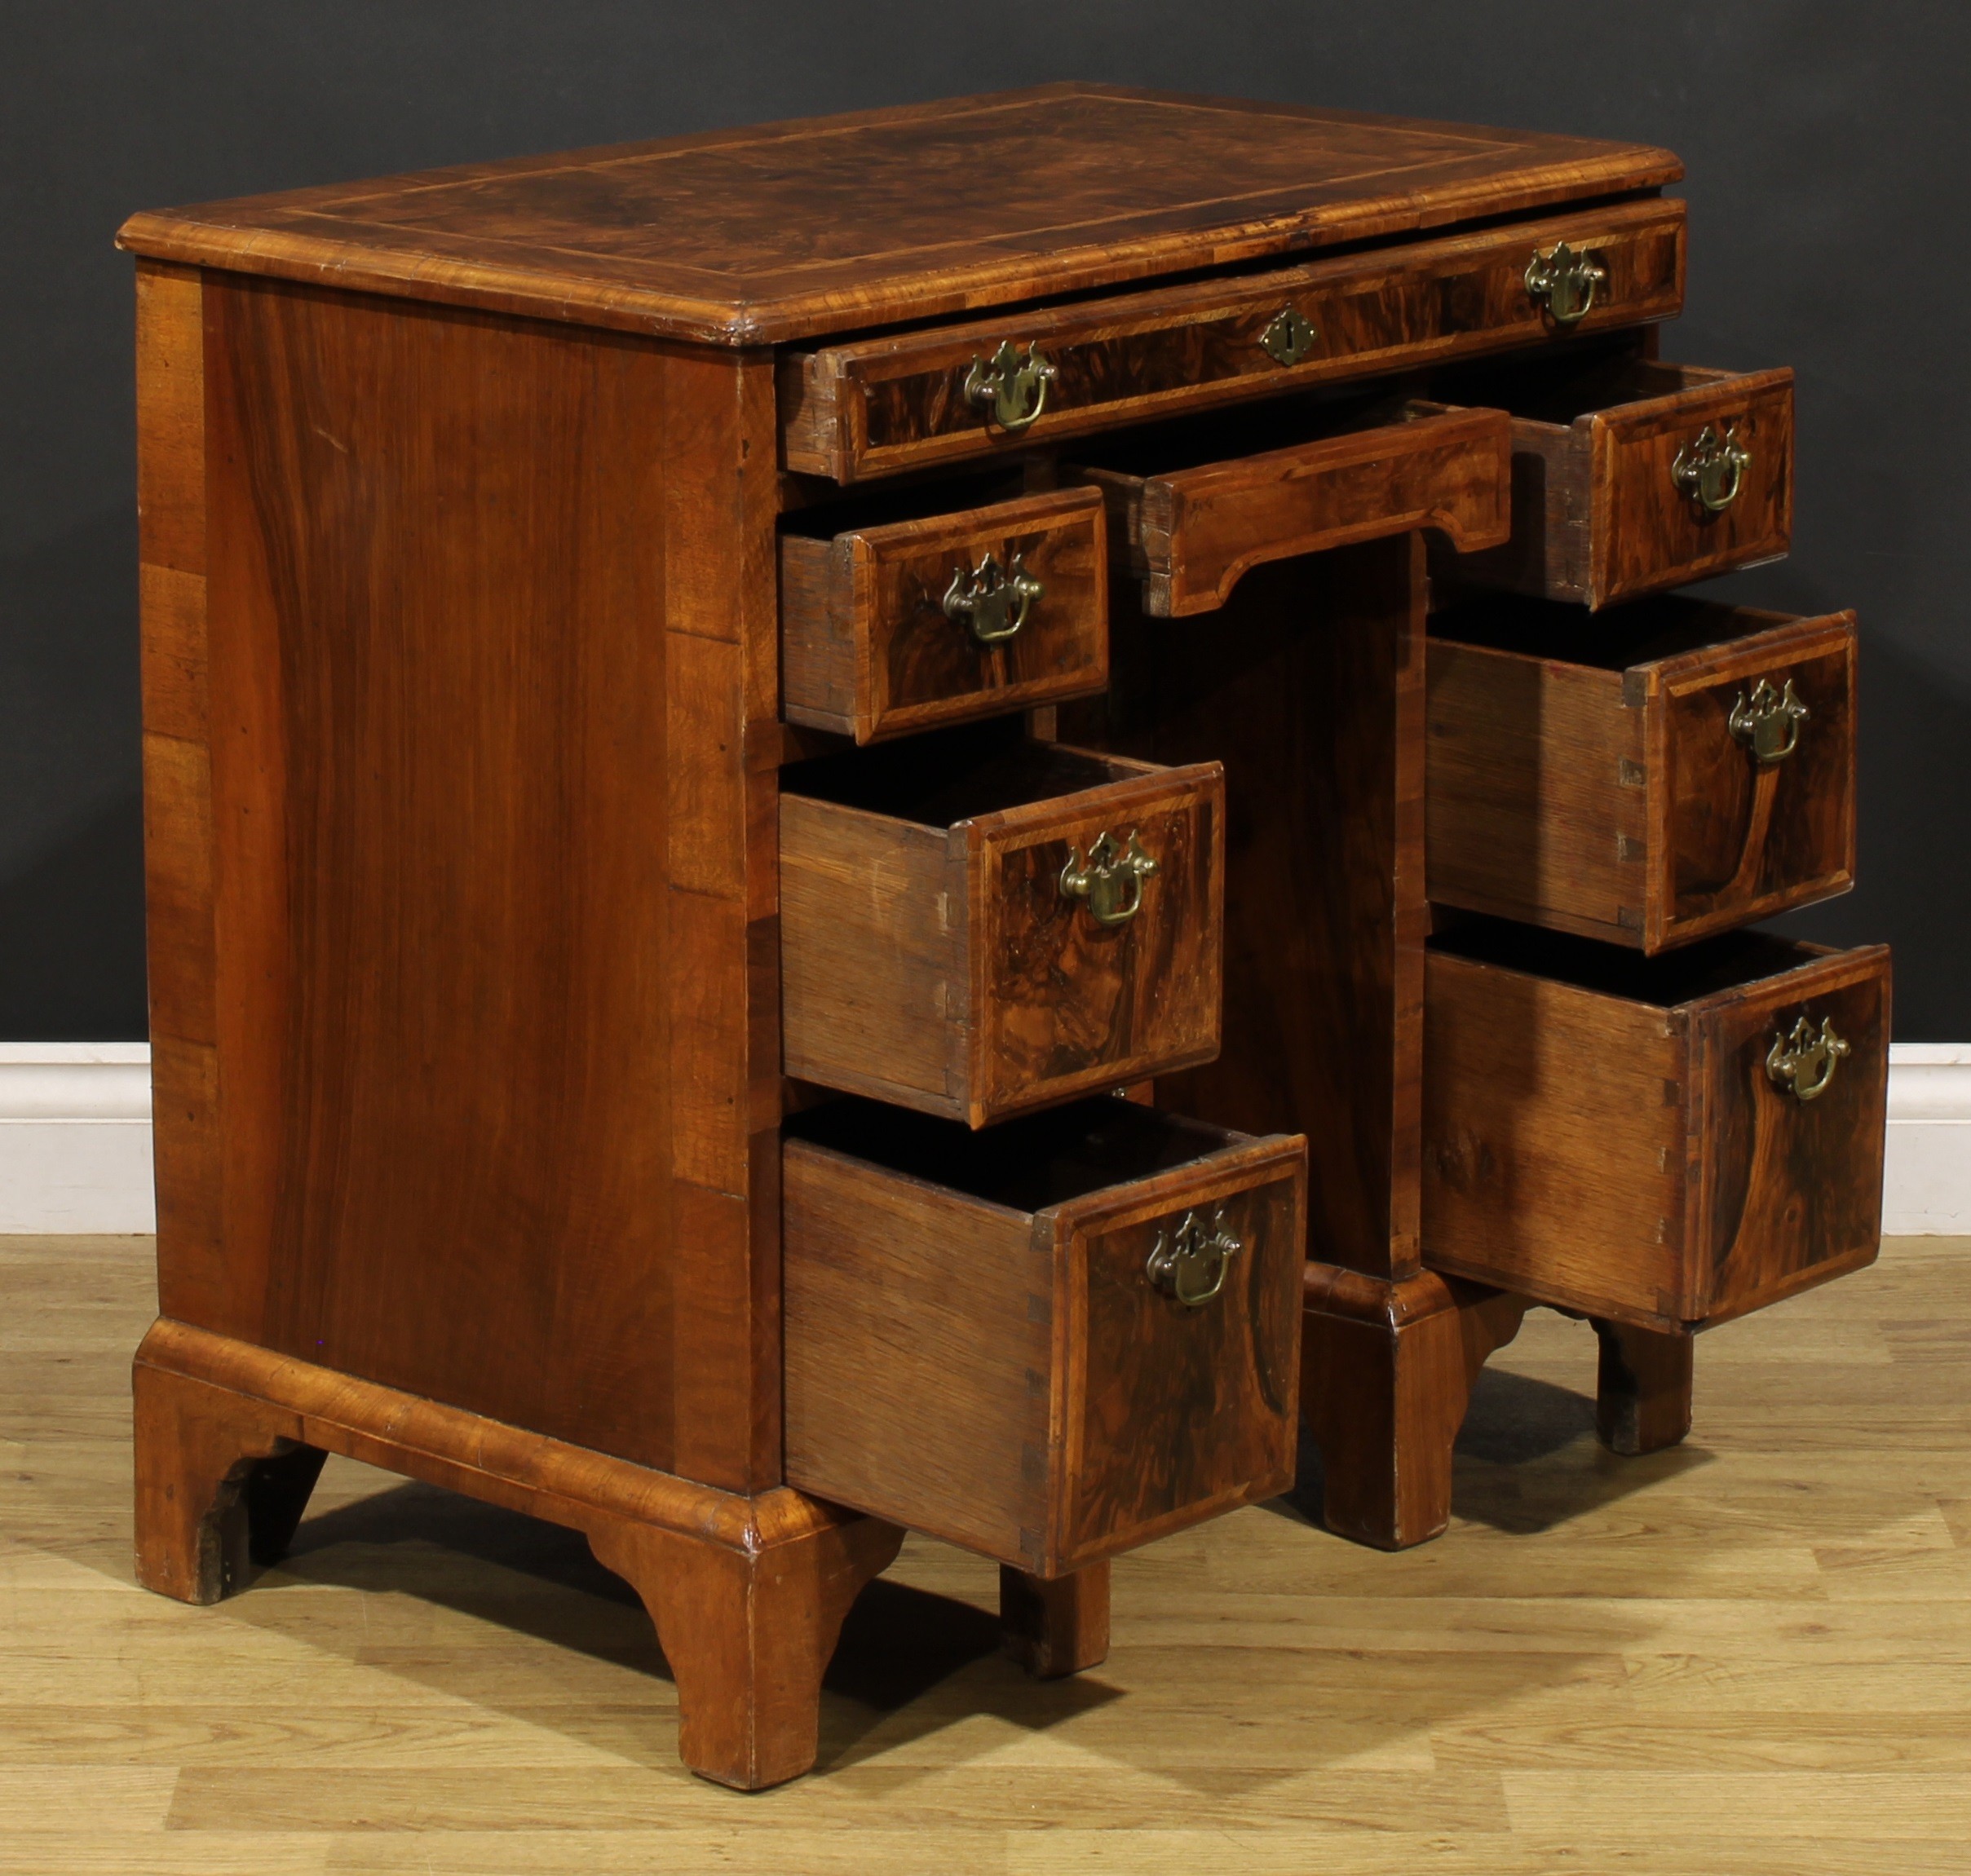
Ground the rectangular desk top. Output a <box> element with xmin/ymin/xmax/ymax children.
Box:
<box><xmin>117</xmin><ymin>83</ymin><xmax>1678</xmax><ymax>347</ymax></box>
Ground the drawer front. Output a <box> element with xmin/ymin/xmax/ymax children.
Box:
<box><xmin>1596</xmin><ymin>367</ymin><xmax>1793</xmax><ymax>605</ymax></box>
<box><xmin>1652</xmin><ymin>612</ymin><xmax>1856</xmax><ymax>948</ymax></box>
<box><xmin>1081</xmin><ymin>406</ymin><xmax>1510</xmax><ymax>618</ymax></box>
<box><xmin>1695</xmin><ymin>944</ymin><xmax>1889</xmax><ymax>1325</ymax></box>
<box><xmin>1426</xmin><ymin>606</ymin><xmax>1858</xmax><ymax>952</ymax></box>
<box><xmin>781</xmin><ymin>487</ymin><xmax>1108</xmax><ymax>743</ymax></box>
<box><xmin>1058</xmin><ymin>1150</ymin><xmax>1304</xmax><ymax>1569</ymax></box>
<box><xmin>974</xmin><ymin>761</ymin><xmax>1223</xmax><ymax>1122</ymax></box>
<box><xmin>1424</xmin><ymin>930</ymin><xmax>1889</xmax><ymax>1328</ymax></box>
<box><xmin>782</xmin><ymin>1104</ymin><xmax>1306</xmax><ymax>1575</ymax></box>
<box><xmin>780</xmin><ymin>748</ymin><xmax>1223</xmax><ymax>1127</ymax></box>
<box><xmin>781</xmin><ymin>199</ymin><xmax>1686</xmax><ymax>483</ymax></box>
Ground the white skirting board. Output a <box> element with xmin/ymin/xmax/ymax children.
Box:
<box><xmin>0</xmin><ymin>1041</ymin><xmax>1965</xmax><ymax>1234</ymax></box>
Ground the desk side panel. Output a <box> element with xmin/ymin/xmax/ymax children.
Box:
<box><xmin>161</xmin><ymin>274</ymin><xmax>777</xmax><ymax>1482</ymax></box>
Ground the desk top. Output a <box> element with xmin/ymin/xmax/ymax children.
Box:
<box><xmin>117</xmin><ymin>83</ymin><xmax>1679</xmax><ymax>347</ymax></box>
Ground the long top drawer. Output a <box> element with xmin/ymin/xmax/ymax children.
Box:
<box><xmin>780</xmin><ymin>198</ymin><xmax>1685</xmax><ymax>482</ymax></box>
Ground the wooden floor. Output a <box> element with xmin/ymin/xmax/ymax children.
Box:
<box><xmin>3</xmin><ymin>1235</ymin><xmax>1970</xmax><ymax>1873</ymax></box>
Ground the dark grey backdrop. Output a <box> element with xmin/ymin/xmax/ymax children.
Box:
<box><xmin>4</xmin><ymin>2</ymin><xmax>1965</xmax><ymax>1039</ymax></box>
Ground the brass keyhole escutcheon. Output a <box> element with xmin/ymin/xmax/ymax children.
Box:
<box><xmin>942</xmin><ymin>551</ymin><xmax>1042</xmax><ymax>645</ymax></box>
<box><xmin>1673</xmin><ymin>422</ymin><xmax>1751</xmax><ymax>512</ymax></box>
<box><xmin>1766</xmin><ymin>1014</ymin><xmax>1849</xmax><ymax>1103</ymax></box>
<box><xmin>1146</xmin><ymin>1208</ymin><xmax>1243</xmax><ymax>1308</ymax></box>
<box><xmin>1524</xmin><ymin>240</ymin><xmax>1607</xmax><ymax>324</ymax></box>
<box><xmin>1258</xmin><ymin>305</ymin><xmax>1316</xmax><ymax>368</ymax></box>
<box><xmin>1058</xmin><ymin>828</ymin><xmax>1157</xmax><ymax>928</ymax></box>
<box><xmin>1729</xmin><ymin>676</ymin><xmax>1809</xmax><ymax>766</ymax></box>
<box><xmin>961</xmin><ymin>339</ymin><xmax>1058</xmax><ymax>433</ymax></box>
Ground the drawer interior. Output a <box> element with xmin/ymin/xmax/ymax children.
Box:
<box><xmin>780</xmin><ymin>464</ymin><xmax>1027</xmax><ymax>541</ymax></box>
<box><xmin>785</xmin><ymin>1093</ymin><xmax>1240</xmax><ymax>1216</ymax></box>
<box><xmin>1063</xmin><ymin>385</ymin><xmax>1414</xmax><ymax>479</ymax></box>
<box><xmin>1432</xmin><ymin>912</ymin><xmax>1827</xmax><ymax>1007</ymax></box>
<box><xmin>1426</xmin><ymin>344</ymin><xmax>1730</xmax><ymax>426</ymax></box>
<box><xmin>1430</xmin><ymin>592</ymin><xmax>1798</xmax><ymax>667</ymax></box>
<box><xmin>782</xmin><ymin>722</ymin><xmax>1141</xmax><ymax>827</ymax></box>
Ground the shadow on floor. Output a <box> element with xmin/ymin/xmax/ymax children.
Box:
<box><xmin>263</xmin><ymin>1473</ymin><xmax>1116</xmax><ymax>1776</ymax></box>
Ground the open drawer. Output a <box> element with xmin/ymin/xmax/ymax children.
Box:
<box><xmin>1421</xmin><ymin>348</ymin><xmax>1793</xmax><ymax>608</ymax></box>
<box><xmin>1424</xmin><ymin>919</ymin><xmax>1889</xmax><ymax>1331</ymax></box>
<box><xmin>780</xmin><ymin>728</ymin><xmax>1223</xmax><ymax>1126</ymax></box>
<box><xmin>780</xmin><ymin>479</ymin><xmax>1107</xmax><ymax>744</ymax></box>
<box><xmin>1428</xmin><ymin>595</ymin><xmax>1856</xmax><ymax>951</ymax></box>
<box><xmin>783</xmin><ymin>1095</ymin><xmax>1306</xmax><ymax>1575</ymax></box>
<box><xmin>1067</xmin><ymin>395</ymin><xmax>1511</xmax><ymax>617</ymax></box>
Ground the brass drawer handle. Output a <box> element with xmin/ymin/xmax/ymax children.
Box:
<box><xmin>1729</xmin><ymin>676</ymin><xmax>1809</xmax><ymax>766</ymax></box>
<box><xmin>962</xmin><ymin>339</ymin><xmax>1058</xmax><ymax>433</ymax></box>
<box><xmin>1524</xmin><ymin>240</ymin><xmax>1607</xmax><ymax>324</ymax></box>
<box><xmin>1059</xmin><ymin>829</ymin><xmax>1157</xmax><ymax>927</ymax></box>
<box><xmin>1766</xmin><ymin>1015</ymin><xmax>1850</xmax><ymax>1103</ymax></box>
<box><xmin>941</xmin><ymin>551</ymin><xmax>1041</xmax><ymax>645</ymax></box>
<box><xmin>1147</xmin><ymin>1207</ymin><xmax>1242</xmax><ymax>1308</ymax></box>
<box><xmin>1673</xmin><ymin>423</ymin><xmax>1750</xmax><ymax>512</ymax></box>
<box><xmin>1258</xmin><ymin>305</ymin><xmax>1315</xmax><ymax>368</ymax></box>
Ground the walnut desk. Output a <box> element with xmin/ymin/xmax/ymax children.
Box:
<box><xmin>120</xmin><ymin>84</ymin><xmax>1888</xmax><ymax>1788</ymax></box>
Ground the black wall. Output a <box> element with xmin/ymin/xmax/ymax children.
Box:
<box><xmin>4</xmin><ymin>2</ymin><xmax>1965</xmax><ymax>1038</ymax></box>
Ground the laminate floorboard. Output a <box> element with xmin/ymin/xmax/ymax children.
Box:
<box><xmin>2</xmin><ymin>1234</ymin><xmax>1968</xmax><ymax>1872</ymax></box>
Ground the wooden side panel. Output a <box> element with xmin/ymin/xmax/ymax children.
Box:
<box><xmin>781</xmin><ymin>1140</ymin><xmax>1048</xmax><ymax>1563</ymax></box>
<box><xmin>1694</xmin><ymin>946</ymin><xmax>1889</xmax><ymax>1322</ymax></box>
<box><xmin>136</xmin><ymin>261</ymin><xmax>224</xmax><ymax>1321</ymax></box>
<box><xmin>1425</xmin><ymin>640</ymin><xmax>1645</xmax><ymax>942</ymax></box>
<box><xmin>1421</xmin><ymin>951</ymin><xmax>1691</xmax><ymax>1322</ymax></box>
<box><xmin>788</xmin><ymin>199</ymin><xmax>1685</xmax><ymax>480</ymax></box>
<box><xmin>1100</xmin><ymin>408</ymin><xmax>1510</xmax><ymax>617</ymax></box>
<box><xmin>777</xmin><ymin>534</ymin><xmax>860</xmax><ymax>732</ymax></box>
<box><xmin>1595</xmin><ymin>369</ymin><xmax>1794</xmax><ymax>606</ymax></box>
<box><xmin>1058</xmin><ymin>1141</ymin><xmax>1305</xmax><ymax>1569</ymax></box>
<box><xmin>1425</xmin><ymin>414</ymin><xmax>1586</xmax><ymax>600</ymax></box>
<box><xmin>1652</xmin><ymin>612</ymin><xmax>1857</xmax><ymax>948</ymax></box>
<box><xmin>1080</xmin><ymin>539</ymin><xmax>1427</xmax><ymax>1281</ymax></box>
<box><xmin>779</xmin><ymin>797</ymin><xmax>964</xmax><ymax>1113</ymax></box>
<box><xmin>188</xmin><ymin>276</ymin><xmax>781</xmax><ymax>1481</ymax></box>
<box><xmin>974</xmin><ymin>761</ymin><xmax>1223</xmax><ymax>1126</ymax></box>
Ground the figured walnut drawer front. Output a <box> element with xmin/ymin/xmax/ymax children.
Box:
<box><xmin>783</xmin><ymin>1097</ymin><xmax>1306</xmax><ymax>1576</ymax></box>
<box><xmin>781</xmin><ymin>735</ymin><xmax>1223</xmax><ymax>1127</ymax></box>
<box><xmin>1072</xmin><ymin>402</ymin><xmax>1509</xmax><ymax>618</ymax></box>
<box><xmin>780</xmin><ymin>486</ymin><xmax>1108</xmax><ymax>744</ymax></box>
<box><xmin>1422</xmin><ymin>355</ymin><xmax>1793</xmax><ymax>608</ymax></box>
<box><xmin>1428</xmin><ymin>597</ymin><xmax>1856</xmax><ymax>952</ymax></box>
<box><xmin>1423</xmin><ymin>922</ymin><xmax>1889</xmax><ymax>1331</ymax></box>
<box><xmin>780</xmin><ymin>198</ymin><xmax>1686</xmax><ymax>483</ymax></box>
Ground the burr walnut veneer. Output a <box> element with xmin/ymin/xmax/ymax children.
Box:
<box><xmin>121</xmin><ymin>83</ymin><xmax>1885</xmax><ymax>1786</ymax></box>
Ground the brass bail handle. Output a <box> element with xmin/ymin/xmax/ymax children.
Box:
<box><xmin>1146</xmin><ymin>1207</ymin><xmax>1243</xmax><ymax>1308</ymax></box>
<box><xmin>1058</xmin><ymin>828</ymin><xmax>1157</xmax><ymax>928</ymax></box>
<box><xmin>1766</xmin><ymin>1014</ymin><xmax>1850</xmax><ymax>1103</ymax></box>
<box><xmin>942</xmin><ymin>551</ymin><xmax>1042</xmax><ymax>645</ymax></box>
<box><xmin>1673</xmin><ymin>422</ymin><xmax>1751</xmax><ymax>512</ymax></box>
<box><xmin>962</xmin><ymin>339</ymin><xmax>1058</xmax><ymax>433</ymax></box>
<box><xmin>1729</xmin><ymin>675</ymin><xmax>1810</xmax><ymax>766</ymax></box>
<box><xmin>1524</xmin><ymin>240</ymin><xmax>1607</xmax><ymax>324</ymax></box>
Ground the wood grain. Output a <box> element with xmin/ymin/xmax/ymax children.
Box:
<box><xmin>19</xmin><ymin>1228</ymin><xmax>1971</xmax><ymax>1856</ymax></box>
<box><xmin>161</xmin><ymin>273</ymin><xmax>784</xmax><ymax>1490</ymax></box>
<box><xmin>130</xmin><ymin>1318</ymin><xmax>901</xmax><ymax>1790</ymax></box>
<box><xmin>1067</xmin><ymin>536</ymin><xmax>1428</xmax><ymax>1282</ymax></box>
<box><xmin>780</xmin><ymin>737</ymin><xmax>1224</xmax><ymax>1127</ymax></box>
<box><xmin>785</xmin><ymin>196</ymin><xmax>1685</xmax><ymax>479</ymax></box>
<box><xmin>781</xmin><ymin>1098</ymin><xmax>1305</xmax><ymax>1577</ymax></box>
<box><xmin>780</xmin><ymin>487</ymin><xmax>1107</xmax><ymax>742</ymax></box>
<box><xmin>1422</xmin><ymin>924</ymin><xmax>1891</xmax><ymax>1329</ymax></box>
<box><xmin>118</xmin><ymin>85</ymin><xmax>1681</xmax><ymax>347</ymax></box>
<box><xmin>1427</xmin><ymin>598</ymin><xmax>1858</xmax><ymax>951</ymax></box>
<box><xmin>1427</xmin><ymin>355</ymin><xmax>1793</xmax><ymax>608</ymax></box>
<box><xmin>1075</xmin><ymin>404</ymin><xmax>1510</xmax><ymax>616</ymax></box>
